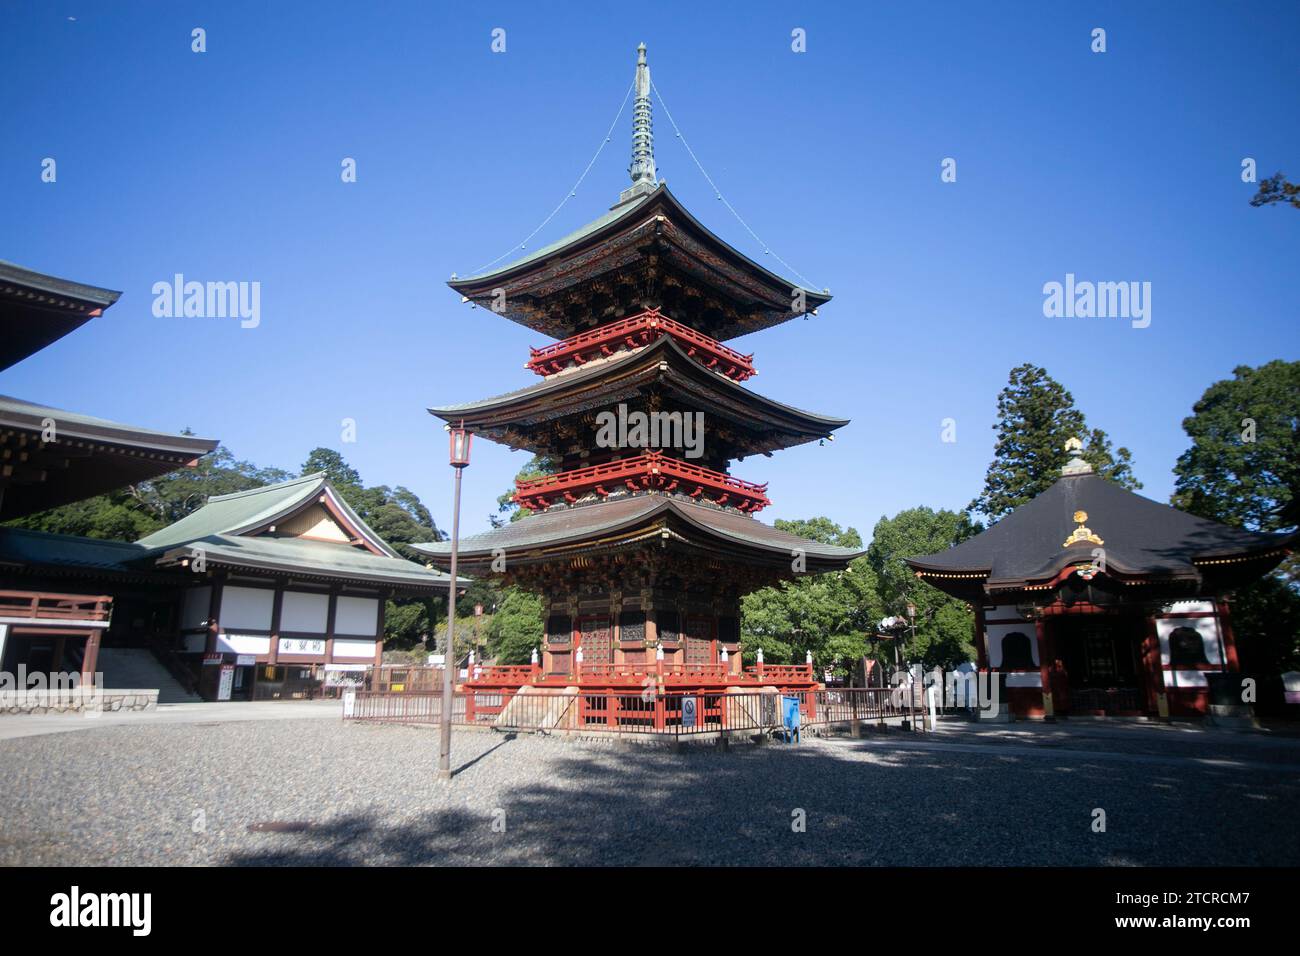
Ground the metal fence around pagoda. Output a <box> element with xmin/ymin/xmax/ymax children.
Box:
<box><xmin>343</xmin><ymin>686</ymin><xmax>925</xmax><ymax>739</ymax></box>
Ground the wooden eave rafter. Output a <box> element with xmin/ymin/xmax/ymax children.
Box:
<box><xmin>450</xmin><ymin>189</ymin><xmax>828</xmax><ymax>341</ymax></box>
<box><xmin>440</xmin><ymin>339</ymin><xmax>840</xmax><ymax>459</ymax></box>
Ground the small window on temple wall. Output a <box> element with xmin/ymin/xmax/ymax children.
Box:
<box><xmin>1170</xmin><ymin>626</ymin><xmax>1210</xmax><ymax>666</ymax></box>
<box><xmin>658</xmin><ymin>610</ymin><xmax>681</xmax><ymax>643</ymax></box>
<box><xmin>546</xmin><ymin>614</ymin><xmax>572</xmax><ymax>644</ymax></box>
<box><xmin>718</xmin><ymin>616</ymin><xmax>740</xmax><ymax>644</ymax></box>
<box><xmin>619</xmin><ymin>610</ymin><xmax>646</xmax><ymax>643</ymax></box>
<box><xmin>1000</xmin><ymin>631</ymin><xmax>1035</xmax><ymax>670</ymax></box>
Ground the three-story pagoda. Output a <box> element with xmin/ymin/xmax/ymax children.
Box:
<box><xmin>415</xmin><ymin>45</ymin><xmax>861</xmax><ymax>697</ymax></box>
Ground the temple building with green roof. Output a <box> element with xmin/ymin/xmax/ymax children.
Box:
<box><xmin>1</xmin><ymin>261</ymin><xmax>461</xmax><ymax>702</ymax></box>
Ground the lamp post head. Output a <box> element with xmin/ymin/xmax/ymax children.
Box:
<box><xmin>906</xmin><ymin>601</ymin><xmax>916</xmax><ymax>619</ymax></box>
<box><xmin>756</xmin><ymin>647</ymin><xmax>764</xmax><ymax>664</ymax></box>
<box><xmin>447</xmin><ymin>421</ymin><xmax>473</xmax><ymax>467</ymax></box>
<box><xmin>655</xmin><ymin>643</ymin><xmax>664</xmax><ymax>661</ymax></box>
<box><xmin>530</xmin><ymin>647</ymin><xmax>539</xmax><ymax>665</ymax></box>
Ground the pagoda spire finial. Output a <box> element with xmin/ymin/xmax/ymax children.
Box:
<box><xmin>618</xmin><ymin>42</ymin><xmax>658</xmax><ymax>205</ymax></box>
<box><xmin>1062</xmin><ymin>436</ymin><xmax>1094</xmax><ymax>476</ymax></box>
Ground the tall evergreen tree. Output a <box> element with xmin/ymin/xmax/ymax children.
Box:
<box><xmin>1170</xmin><ymin>361</ymin><xmax>1300</xmax><ymax>675</ymax></box>
<box><xmin>1171</xmin><ymin>360</ymin><xmax>1299</xmax><ymax>535</ymax></box>
<box><xmin>969</xmin><ymin>363</ymin><xmax>1139</xmax><ymax>521</ymax></box>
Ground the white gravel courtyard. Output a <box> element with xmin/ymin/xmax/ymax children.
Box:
<box><xmin>2</xmin><ymin>714</ymin><xmax>1298</xmax><ymax>866</ymax></box>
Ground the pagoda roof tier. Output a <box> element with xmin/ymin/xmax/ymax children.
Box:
<box><xmin>429</xmin><ymin>335</ymin><xmax>847</xmax><ymax>459</ymax></box>
<box><xmin>907</xmin><ymin>471</ymin><xmax>1295</xmax><ymax>598</ymax></box>
<box><xmin>410</xmin><ymin>494</ymin><xmax>863</xmax><ymax>580</ymax></box>
<box><xmin>448</xmin><ymin>185</ymin><xmax>830</xmax><ymax>342</ymax></box>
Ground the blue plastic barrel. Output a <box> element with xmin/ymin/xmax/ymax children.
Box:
<box><xmin>781</xmin><ymin>695</ymin><xmax>801</xmax><ymax>742</ymax></box>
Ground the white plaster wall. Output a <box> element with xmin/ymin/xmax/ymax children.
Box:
<box><xmin>217</xmin><ymin>634</ymin><xmax>271</xmax><ymax>656</ymax></box>
<box><xmin>220</xmin><ymin>586</ymin><xmax>274</xmax><ymax>631</ymax></box>
<box><xmin>1166</xmin><ymin>669</ymin><xmax>1210</xmax><ymax>688</ymax></box>
<box><xmin>1161</xmin><ymin>600</ymin><xmax>1214</xmax><ymax>615</ymax></box>
<box><xmin>281</xmin><ymin>591</ymin><xmax>329</xmax><ymax>633</ymax></box>
<box><xmin>333</xmin><ymin>596</ymin><xmax>379</xmax><ymax>636</ymax></box>
<box><xmin>985</xmin><ymin>623</ymin><xmax>1039</xmax><ymax>668</ymax></box>
<box><xmin>333</xmin><ymin>638</ymin><xmax>378</xmax><ymax>659</ymax></box>
<box><xmin>1156</xmin><ymin>614</ymin><xmax>1222</xmax><ymax>666</ymax></box>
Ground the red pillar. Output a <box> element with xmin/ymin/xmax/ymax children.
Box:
<box><xmin>1215</xmin><ymin>599</ymin><xmax>1241</xmax><ymax>671</ymax></box>
<box><xmin>1035</xmin><ymin>618</ymin><xmax>1053</xmax><ymax>719</ymax></box>
<box><xmin>1142</xmin><ymin>613</ymin><xmax>1163</xmax><ymax>715</ymax></box>
<box><xmin>81</xmin><ymin>629</ymin><xmax>102</xmax><ymax>686</ymax></box>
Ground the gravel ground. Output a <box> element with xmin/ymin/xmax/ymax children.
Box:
<box><xmin>2</xmin><ymin>719</ymin><xmax>1298</xmax><ymax>866</ymax></box>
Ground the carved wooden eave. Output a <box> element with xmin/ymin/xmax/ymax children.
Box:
<box><xmin>447</xmin><ymin>186</ymin><xmax>830</xmax><ymax>342</ymax></box>
<box><xmin>428</xmin><ymin>335</ymin><xmax>847</xmax><ymax>459</ymax></box>
<box><xmin>411</xmin><ymin>495</ymin><xmax>862</xmax><ymax>599</ymax></box>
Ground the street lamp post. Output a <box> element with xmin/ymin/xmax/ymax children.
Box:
<box><xmin>438</xmin><ymin>421</ymin><xmax>472</xmax><ymax>781</ymax></box>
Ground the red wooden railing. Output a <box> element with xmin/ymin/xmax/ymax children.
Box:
<box><xmin>459</xmin><ymin>660</ymin><xmax>816</xmax><ymax>688</ymax></box>
<box><xmin>525</xmin><ymin>309</ymin><xmax>756</xmax><ymax>381</ymax></box>
<box><xmin>0</xmin><ymin>590</ymin><xmax>111</xmax><ymax>622</ymax></box>
<box><xmin>513</xmin><ymin>451</ymin><xmax>770</xmax><ymax>513</ymax></box>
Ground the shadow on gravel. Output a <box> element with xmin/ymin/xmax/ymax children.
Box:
<box><xmin>223</xmin><ymin>732</ymin><xmax>1300</xmax><ymax>867</ymax></box>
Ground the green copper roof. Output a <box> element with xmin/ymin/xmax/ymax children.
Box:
<box><xmin>132</xmin><ymin>472</ymin><xmax>465</xmax><ymax>590</ymax></box>
<box><xmin>0</xmin><ymin>526</ymin><xmax>152</xmax><ymax>574</ymax></box>
<box><xmin>136</xmin><ymin>473</ymin><xmax>397</xmax><ymax>556</ymax></box>
<box><xmin>154</xmin><ymin>534</ymin><xmax>464</xmax><ymax>589</ymax></box>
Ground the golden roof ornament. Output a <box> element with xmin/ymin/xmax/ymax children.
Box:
<box><xmin>1063</xmin><ymin>509</ymin><xmax>1103</xmax><ymax>547</ymax></box>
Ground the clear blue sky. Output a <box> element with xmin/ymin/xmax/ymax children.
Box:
<box><xmin>2</xmin><ymin>1</ymin><xmax>1296</xmax><ymax>539</ymax></box>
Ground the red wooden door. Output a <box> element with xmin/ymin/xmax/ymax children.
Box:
<box><xmin>579</xmin><ymin>616</ymin><xmax>613</xmax><ymax>665</ymax></box>
<box><xmin>684</xmin><ymin>616</ymin><xmax>713</xmax><ymax>666</ymax></box>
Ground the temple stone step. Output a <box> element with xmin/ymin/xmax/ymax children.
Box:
<box><xmin>96</xmin><ymin>648</ymin><xmax>200</xmax><ymax>704</ymax></box>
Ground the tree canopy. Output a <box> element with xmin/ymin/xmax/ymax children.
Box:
<box><xmin>1250</xmin><ymin>172</ymin><xmax>1300</xmax><ymax>211</ymax></box>
<box><xmin>866</xmin><ymin>507</ymin><xmax>981</xmax><ymax>667</ymax></box>
<box><xmin>969</xmin><ymin>363</ymin><xmax>1139</xmax><ymax>521</ymax></box>
<box><xmin>486</xmin><ymin>588</ymin><xmax>545</xmax><ymax>665</ymax></box>
<box><xmin>1170</xmin><ymin>361</ymin><xmax>1300</xmax><ymax>674</ymax></box>
<box><xmin>1171</xmin><ymin>360</ymin><xmax>1299</xmax><ymax>534</ymax></box>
